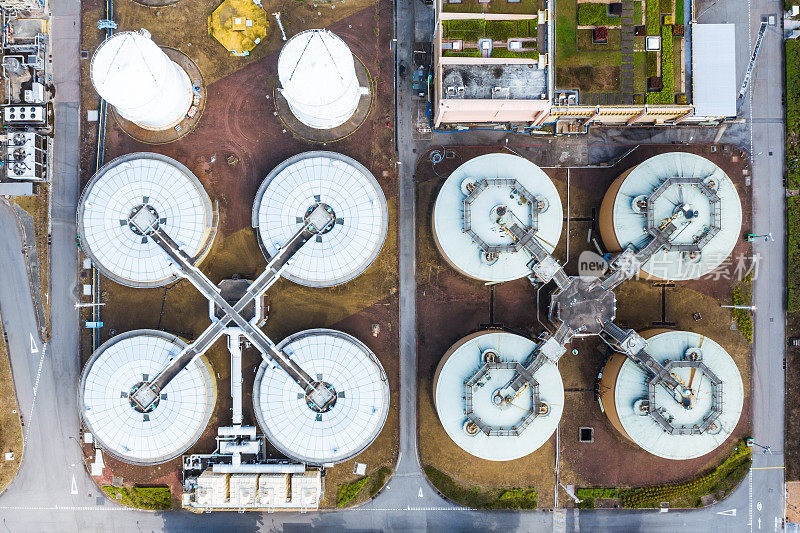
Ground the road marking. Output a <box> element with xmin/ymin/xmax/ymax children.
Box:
<box><xmin>717</xmin><ymin>509</ymin><xmax>737</xmax><ymax>516</ymax></box>
<box><xmin>24</xmin><ymin>342</ymin><xmax>47</xmax><ymax>444</ymax></box>
<box><xmin>749</xmin><ymin>469</ymin><xmax>753</xmax><ymax>530</ymax></box>
<box><xmin>418</xmin><ymin>487</ymin><xmax>423</xmax><ymax>498</ymax></box>
<box><xmin>758</xmin><ymin>501</ymin><xmax>763</xmax><ymax>511</ymax></box>
<box><xmin>70</xmin><ymin>474</ymin><xmax>78</xmax><ymax>495</ymax></box>
<box><xmin>552</xmin><ymin>508</ymin><xmax>566</xmax><ymax>533</ymax></box>
<box><xmin>752</xmin><ymin>466</ymin><xmax>785</xmax><ymax>470</ymax></box>
<box><xmin>29</xmin><ymin>333</ymin><xmax>38</xmax><ymax>353</ymax></box>
<box><xmin>759</xmin><ymin>517</ymin><xmax>762</xmax><ymax>530</ymax></box>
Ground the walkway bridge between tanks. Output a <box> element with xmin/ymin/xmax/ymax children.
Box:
<box><xmin>128</xmin><ymin>203</ymin><xmax>337</xmax><ymax>414</ymax></box>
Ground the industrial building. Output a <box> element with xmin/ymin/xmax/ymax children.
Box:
<box><xmin>78</xmin><ymin>150</ymin><xmax>389</xmax><ymax>509</ymax></box>
<box><xmin>433</xmin><ymin>331</ymin><xmax>563</xmax><ymax>461</ymax></box>
<box><xmin>599</xmin><ymin>330</ymin><xmax>743</xmax><ymax>460</ymax></box>
<box><xmin>431</xmin><ymin>0</ymin><xmax>738</xmax><ymax>130</ymax></box>
<box><xmin>91</xmin><ymin>30</ymin><xmax>195</xmax><ymax>131</ymax></box>
<box><xmin>253</xmin><ymin>329</ymin><xmax>390</xmax><ymax>465</ymax></box>
<box><xmin>78</xmin><ymin>330</ymin><xmax>216</xmax><ymax>465</ymax></box>
<box><xmin>277</xmin><ymin>29</ymin><xmax>365</xmax><ymax>130</ymax></box>
<box><xmin>252</xmin><ymin>151</ymin><xmax>388</xmax><ymax>287</ymax></box>
<box><xmin>77</xmin><ymin>152</ymin><xmax>217</xmax><ymax>288</ymax></box>
<box><xmin>599</xmin><ymin>152</ymin><xmax>742</xmax><ymax>280</ymax></box>
<box><xmin>431</xmin><ymin>152</ymin><xmax>745</xmax><ymax>461</ymax></box>
<box><xmin>432</xmin><ymin>153</ymin><xmax>563</xmax><ymax>282</ymax></box>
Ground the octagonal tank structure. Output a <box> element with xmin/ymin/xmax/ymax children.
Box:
<box><xmin>277</xmin><ymin>29</ymin><xmax>361</xmax><ymax>130</ymax></box>
<box><xmin>433</xmin><ymin>331</ymin><xmax>564</xmax><ymax>461</ymax></box>
<box><xmin>432</xmin><ymin>153</ymin><xmax>563</xmax><ymax>282</ymax></box>
<box><xmin>78</xmin><ymin>330</ymin><xmax>216</xmax><ymax>465</ymax></box>
<box><xmin>78</xmin><ymin>152</ymin><xmax>216</xmax><ymax>288</ymax></box>
<box><xmin>252</xmin><ymin>151</ymin><xmax>388</xmax><ymax>287</ymax></box>
<box><xmin>599</xmin><ymin>152</ymin><xmax>742</xmax><ymax>281</ymax></box>
<box><xmin>598</xmin><ymin>329</ymin><xmax>743</xmax><ymax>460</ymax></box>
<box><xmin>90</xmin><ymin>30</ymin><xmax>194</xmax><ymax>131</ymax></box>
<box><xmin>252</xmin><ymin>329</ymin><xmax>390</xmax><ymax>465</ymax></box>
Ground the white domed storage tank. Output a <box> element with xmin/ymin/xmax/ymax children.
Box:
<box><xmin>78</xmin><ymin>329</ymin><xmax>216</xmax><ymax>465</ymax></box>
<box><xmin>252</xmin><ymin>151</ymin><xmax>387</xmax><ymax>287</ymax></box>
<box><xmin>78</xmin><ymin>152</ymin><xmax>216</xmax><ymax>288</ymax></box>
<box><xmin>599</xmin><ymin>152</ymin><xmax>742</xmax><ymax>281</ymax></box>
<box><xmin>433</xmin><ymin>153</ymin><xmax>563</xmax><ymax>282</ymax></box>
<box><xmin>598</xmin><ymin>329</ymin><xmax>744</xmax><ymax>460</ymax></box>
<box><xmin>91</xmin><ymin>30</ymin><xmax>194</xmax><ymax>131</ymax></box>
<box><xmin>433</xmin><ymin>331</ymin><xmax>564</xmax><ymax>461</ymax></box>
<box><xmin>252</xmin><ymin>329</ymin><xmax>390</xmax><ymax>465</ymax></box>
<box><xmin>277</xmin><ymin>29</ymin><xmax>361</xmax><ymax>130</ymax></box>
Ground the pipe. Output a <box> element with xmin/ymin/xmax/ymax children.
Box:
<box><xmin>211</xmin><ymin>463</ymin><xmax>306</xmax><ymax>474</ymax></box>
<box><xmin>227</xmin><ymin>330</ymin><xmax>244</xmax><ymax>426</ymax></box>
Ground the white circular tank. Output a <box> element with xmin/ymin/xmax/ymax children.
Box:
<box><xmin>78</xmin><ymin>330</ymin><xmax>216</xmax><ymax>465</ymax></box>
<box><xmin>91</xmin><ymin>30</ymin><xmax>193</xmax><ymax>130</ymax></box>
<box><xmin>599</xmin><ymin>330</ymin><xmax>744</xmax><ymax>460</ymax></box>
<box><xmin>78</xmin><ymin>152</ymin><xmax>216</xmax><ymax>288</ymax></box>
<box><xmin>253</xmin><ymin>329</ymin><xmax>390</xmax><ymax>465</ymax></box>
<box><xmin>433</xmin><ymin>331</ymin><xmax>564</xmax><ymax>461</ymax></box>
<box><xmin>433</xmin><ymin>153</ymin><xmax>563</xmax><ymax>282</ymax></box>
<box><xmin>599</xmin><ymin>152</ymin><xmax>742</xmax><ymax>280</ymax></box>
<box><xmin>278</xmin><ymin>29</ymin><xmax>361</xmax><ymax>130</ymax></box>
<box><xmin>252</xmin><ymin>151</ymin><xmax>387</xmax><ymax>287</ymax></box>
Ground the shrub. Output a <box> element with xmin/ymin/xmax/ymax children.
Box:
<box><xmin>578</xmin><ymin>3</ymin><xmax>622</xmax><ymax>26</ymax></box>
<box><xmin>645</xmin><ymin>0</ymin><xmax>660</xmax><ymax>34</ymax></box>
<box><xmin>367</xmin><ymin>467</ymin><xmax>392</xmax><ymax>498</ymax></box>
<box><xmin>337</xmin><ymin>477</ymin><xmax>369</xmax><ymax>508</ymax></box>
<box><xmin>732</xmin><ymin>273</ymin><xmax>754</xmax><ymax>342</ymax></box>
<box><xmin>102</xmin><ymin>486</ymin><xmax>171</xmax><ymax>510</ymax></box>
<box><xmin>647</xmin><ymin>25</ymin><xmax>674</xmax><ymax>104</ymax></box>
<box><xmin>789</xmin><ymin>197</ymin><xmax>800</xmax><ymax>311</ymax></box>
<box><xmin>787</xmin><ymin>41</ymin><xmax>800</xmax><ymax>188</ymax></box>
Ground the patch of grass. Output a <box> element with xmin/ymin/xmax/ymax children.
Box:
<box><xmin>337</xmin><ymin>476</ymin><xmax>369</xmax><ymax>508</ymax></box>
<box><xmin>442</xmin><ymin>49</ymin><xmax>483</xmax><ymax>57</ymax></box>
<box><xmin>484</xmin><ymin>19</ymin><xmax>537</xmax><ymax>40</ymax></box>
<box><xmin>660</xmin><ymin>0</ymin><xmax>673</xmax><ymax>13</ymax></box>
<box><xmin>490</xmin><ymin>48</ymin><xmax>539</xmax><ymax>59</ymax></box>
<box><xmin>789</xmin><ymin>197</ymin><xmax>800</xmax><ymax>311</ymax></box>
<box><xmin>442</xmin><ymin>19</ymin><xmax>484</xmax><ymax>40</ymax></box>
<box><xmin>0</xmin><ymin>319</ymin><xmax>23</xmax><ymax>494</ymax></box>
<box><xmin>577</xmin><ymin>28</ymin><xmax>621</xmax><ymax>51</ymax></box>
<box><xmin>645</xmin><ymin>0</ymin><xmax>660</xmax><ymax>35</ymax></box>
<box><xmin>367</xmin><ymin>466</ymin><xmax>392</xmax><ymax>498</ymax></box>
<box><xmin>634</xmin><ymin>0</ymin><xmax>643</xmax><ymax>25</ymax></box>
<box><xmin>577</xmin><ymin>3</ymin><xmax>621</xmax><ymax>26</ymax></box>
<box><xmin>786</xmin><ymin>40</ymin><xmax>800</xmax><ymax>188</ymax></box>
<box><xmin>675</xmin><ymin>0</ymin><xmax>684</xmax><ymax>23</ymax></box>
<box><xmin>633</xmin><ymin>51</ymin><xmax>646</xmax><ymax>93</ymax></box>
<box><xmin>577</xmin><ymin>442</ymin><xmax>752</xmax><ymax>509</ymax></box>
<box><xmin>102</xmin><ymin>486</ymin><xmax>172</xmax><ymax>510</ymax></box>
<box><xmin>731</xmin><ymin>275</ymin><xmax>754</xmax><ymax>342</ymax></box>
<box><xmin>646</xmin><ymin>50</ymin><xmax>658</xmax><ymax>77</ymax></box>
<box><xmin>646</xmin><ymin>25</ymin><xmax>674</xmax><ymax>104</ymax></box>
<box><xmin>424</xmin><ymin>466</ymin><xmax>538</xmax><ymax>509</ymax></box>
<box><xmin>442</xmin><ymin>0</ymin><xmax>539</xmax><ymax>14</ymax></box>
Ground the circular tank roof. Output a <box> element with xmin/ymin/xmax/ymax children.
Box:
<box><xmin>252</xmin><ymin>151</ymin><xmax>387</xmax><ymax>287</ymax></box>
<box><xmin>433</xmin><ymin>153</ymin><xmax>563</xmax><ymax>282</ymax></box>
<box><xmin>278</xmin><ymin>29</ymin><xmax>359</xmax><ymax>127</ymax></box>
<box><xmin>253</xmin><ymin>329</ymin><xmax>389</xmax><ymax>465</ymax></box>
<box><xmin>78</xmin><ymin>153</ymin><xmax>216</xmax><ymax>288</ymax></box>
<box><xmin>78</xmin><ymin>330</ymin><xmax>216</xmax><ymax>465</ymax></box>
<box><xmin>610</xmin><ymin>330</ymin><xmax>743</xmax><ymax>460</ymax></box>
<box><xmin>434</xmin><ymin>331</ymin><xmax>564</xmax><ymax>461</ymax></box>
<box><xmin>607</xmin><ymin>152</ymin><xmax>741</xmax><ymax>280</ymax></box>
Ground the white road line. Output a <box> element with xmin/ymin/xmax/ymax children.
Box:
<box><xmin>24</xmin><ymin>342</ymin><xmax>47</xmax><ymax>444</ymax></box>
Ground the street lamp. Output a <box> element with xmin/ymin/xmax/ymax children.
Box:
<box><xmin>721</xmin><ymin>304</ymin><xmax>757</xmax><ymax>311</ymax></box>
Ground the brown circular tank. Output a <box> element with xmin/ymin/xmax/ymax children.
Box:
<box><xmin>598</xmin><ymin>166</ymin><xmax>636</xmax><ymax>253</ymax></box>
<box><xmin>599</xmin><ymin>329</ymin><xmax>671</xmax><ymax>444</ymax></box>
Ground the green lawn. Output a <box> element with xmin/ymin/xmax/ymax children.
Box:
<box><xmin>490</xmin><ymin>48</ymin><xmax>539</xmax><ymax>59</ymax></box>
<box><xmin>633</xmin><ymin>51</ymin><xmax>646</xmax><ymax>93</ymax></box>
<box><xmin>555</xmin><ymin>0</ymin><xmax>620</xmax><ymax>66</ymax></box>
<box><xmin>577</xmin><ymin>28</ymin><xmax>621</xmax><ymax>51</ymax></box>
<box><xmin>442</xmin><ymin>49</ymin><xmax>483</xmax><ymax>57</ymax></box>
<box><xmin>577</xmin><ymin>3</ymin><xmax>621</xmax><ymax>26</ymax></box>
<box><xmin>424</xmin><ymin>466</ymin><xmax>537</xmax><ymax>509</ymax></box>
<box><xmin>442</xmin><ymin>0</ymin><xmax>539</xmax><ymax>15</ymax></box>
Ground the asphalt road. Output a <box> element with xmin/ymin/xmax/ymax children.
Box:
<box><xmin>0</xmin><ymin>0</ymin><xmax>787</xmax><ymax>530</ymax></box>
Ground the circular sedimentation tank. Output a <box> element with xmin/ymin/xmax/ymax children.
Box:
<box><xmin>599</xmin><ymin>152</ymin><xmax>742</xmax><ymax>281</ymax></box>
<box><xmin>78</xmin><ymin>152</ymin><xmax>216</xmax><ymax>288</ymax></box>
<box><xmin>277</xmin><ymin>29</ymin><xmax>361</xmax><ymax>130</ymax></box>
<box><xmin>78</xmin><ymin>329</ymin><xmax>216</xmax><ymax>465</ymax></box>
<box><xmin>432</xmin><ymin>153</ymin><xmax>563</xmax><ymax>282</ymax></box>
<box><xmin>433</xmin><ymin>331</ymin><xmax>564</xmax><ymax>461</ymax></box>
<box><xmin>599</xmin><ymin>329</ymin><xmax>744</xmax><ymax>460</ymax></box>
<box><xmin>90</xmin><ymin>30</ymin><xmax>194</xmax><ymax>131</ymax></box>
<box><xmin>252</xmin><ymin>151</ymin><xmax>387</xmax><ymax>287</ymax></box>
<box><xmin>252</xmin><ymin>328</ymin><xmax>389</xmax><ymax>465</ymax></box>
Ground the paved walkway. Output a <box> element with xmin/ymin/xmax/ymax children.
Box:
<box><xmin>620</xmin><ymin>0</ymin><xmax>636</xmax><ymax>103</ymax></box>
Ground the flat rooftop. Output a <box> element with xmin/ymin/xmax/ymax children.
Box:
<box><xmin>442</xmin><ymin>64</ymin><xmax>547</xmax><ymax>100</ymax></box>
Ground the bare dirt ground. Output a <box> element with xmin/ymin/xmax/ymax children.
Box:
<box><xmin>416</xmin><ymin>144</ymin><xmax>753</xmax><ymax>504</ymax></box>
<box><xmin>78</xmin><ymin>0</ymin><xmax>398</xmax><ymax>509</ymax></box>
<box><xmin>787</xmin><ymin>482</ymin><xmax>800</xmax><ymax>523</ymax></box>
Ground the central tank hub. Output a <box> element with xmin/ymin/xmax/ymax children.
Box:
<box><xmin>304</xmin><ymin>202</ymin><xmax>336</xmax><ymax>234</ymax></box>
<box><xmin>305</xmin><ymin>380</ymin><xmax>337</xmax><ymax>413</ymax></box>
<box><xmin>128</xmin><ymin>203</ymin><xmax>161</xmax><ymax>236</ymax></box>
